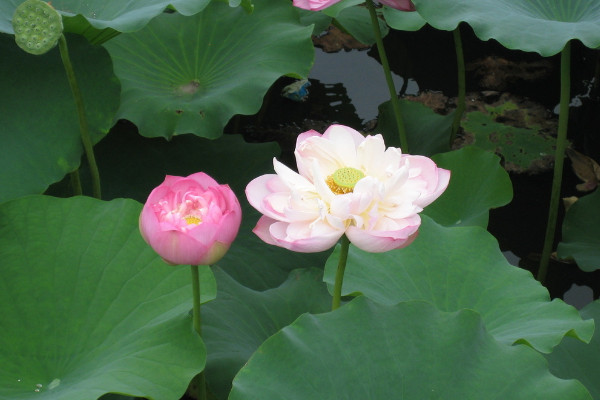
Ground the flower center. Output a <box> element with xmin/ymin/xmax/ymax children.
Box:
<box><xmin>184</xmin><ymin>215</ymin><xmax>202</xmax><ymax>225</ymax></box>
<box><xmin>326</xmin><ymin>167</ymin><xmax>365</xmax><ymax>195</ymax></box>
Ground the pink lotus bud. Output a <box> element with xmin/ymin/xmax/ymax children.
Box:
<box><xmin>139</xmin><ymin>172</ymin><xmax>242</xmax><ymax>265</ymax></box>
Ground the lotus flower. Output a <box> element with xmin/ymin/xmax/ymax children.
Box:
<box><xmin>246</xmin><ymin>124</ymin><xmax>450</xmax><ymax>253</ymax></box>
<box><xmin>292</xmin><ymin>0</ymin><xmax>415</xmax><ymax>11</ymax></box>
<box><xmin>140</xmin><ymin>172</ymin><xmax>242</xmax><ymax>265</ymax></box>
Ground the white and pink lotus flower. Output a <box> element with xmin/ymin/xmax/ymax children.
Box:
<box><xmin>246</xmin><ymin>124</ymin><xmax>450</xmax><ymax>253</ymax></box>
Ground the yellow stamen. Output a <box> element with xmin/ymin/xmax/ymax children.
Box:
<box><xmin>326</xmin><ymin>167</ymin><xmax>365</xmax><ymax>195</ymax></box>
<box><xmin>184</xmin><ymin>215</ymin><xmax>202</xmax><ymax>225</ymax></box>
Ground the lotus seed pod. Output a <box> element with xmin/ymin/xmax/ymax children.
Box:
<box><xmin>12</xmin><ymin>0</ymin><xmax>63</xmax><ymax>55</ymax></box>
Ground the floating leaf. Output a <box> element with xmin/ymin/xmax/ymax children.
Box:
<box><xmin>411</xmin><ymin>0</ymin><xmax>600</xmax><ymax>56</ymax></box>
<box><xmin>0</xmin><ymin>196</ymin><xmax>210</xmax><ymax>400</ymax></box>
<box><xmin>462</xmin><ymin>106</ymin><xmax>557</xmax><ymax>174</ymax></box>
<box><xmin>424</xmin><ymin>146</ymin><xmax>513</xmax><ymax>228</ymax></box>
<box><xmin>557</xmin><ymin>189</ymin><xmax>600</xmax><ymax>272</ymax></box>
<box><xmin>0</xmin><ymin>33</ymin><xmax>119</xmax><ymax>203</ymax></box>
<box><xmin>323</xmin><ymin>215</ymin><xmax>593</xmax><ymax>353</ymax></box>
<box><xmin>203</xmin><ymin>268</ymin><xmax>331</xmax><ymax>399</ymax></box>
<box><xmin>230</xmin><ymin>298</ymin><xmax>592</xmax><ymax>400</ymax></box>
<box><xmin>104</xmin><ymin>0</ymin><xmax>314</xmax><ymax>139</ymax></box>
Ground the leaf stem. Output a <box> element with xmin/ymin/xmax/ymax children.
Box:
<box><xmin>58</xmin><ymin>34</ymin><xmax>101</xmax><ymax>199</ymax></box>
<box><xmin>69</xmin><ymin>170</ymin><xmax>82</xmax><ymax>196</ymax></box>
<box><xmin>365</xmin><ymin>0</ymin><xmax>408</xmax><ymax>152</ymax></box>
<box><xmin>537</xmin><ymin>41</ymin><xmax>571</xmax><ymax>284</ymax></box>
<box><xmin>450</xmin><ymin>25</ymin><xmax>466</xmax><ymax>146</ymax></box>
<box><xmin>190</xmin><ymin>265</ymin><xmax>207</xmax><ymax>400</ymax></box>
<box><xmin>332</xmin><ymin>235</ymin><xmax>350</xmax><ymax>311</ymax></box>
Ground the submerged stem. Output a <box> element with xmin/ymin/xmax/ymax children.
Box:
<box><xmin>58</xmin><ymin>34</ymin><xmax>101</xmax><ymax>199</ymax></box>
<box><xmin>365</xmin><ymin>0</ymin><xmax>408</xmax><ymax>152</ymax></box>
<box><xmin>537</xmin><ymin>41</ymin><xmax>571</xmax><ymax>284</ymax></box>
<box><xmin>450</xmin><ymin>26</ymin><xmax>466</xmax><ymax>146</ymax></box>
<box><xmin>332</xmin><ymin>235</ymin><xmax>350</xmax><ymax>311</ymax></box>
<box><xmin>190</xmin><ymin>265</ymin><xmax>207</xmax><ymax>400</ymax></box>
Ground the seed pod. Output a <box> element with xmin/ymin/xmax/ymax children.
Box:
<box><xmin>12</xmin><ymin>0</ymin><xmax>63</xmax><ymax>55</ymax></box>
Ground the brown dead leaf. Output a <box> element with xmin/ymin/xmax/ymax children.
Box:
<box><xmin>566</xmin><ymin>148</ymin><xmax>600</xmax><ymax>191</ymax></box>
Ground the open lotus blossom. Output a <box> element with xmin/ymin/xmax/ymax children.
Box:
<box><xmin>292</xmin><ymin>0</ymin><xmax>415</xmax><ymax>11</ymax></box>
<box><xmin>140</xmin><ymin>172</ymin><xmax>242</xmax><ymax>265</ymax></box>
<box><xmin>246</xmin><ymin>124</ymin><xmax>450</xmax><ymax>253</ymax></box>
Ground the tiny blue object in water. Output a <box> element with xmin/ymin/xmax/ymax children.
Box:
<box><xmin>281</xmin><ymin>79</ymin><xmax>311</xmax><ymax>102</ymax></box>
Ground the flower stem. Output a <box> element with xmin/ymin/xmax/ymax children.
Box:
<box><xmin>331</xmin><ymin>235</ymin><xmax>350</xmax><ymax>311</ymax></box>
<box><xmin>58</xmin><ymin>34</ymin><xmax>101</xmax><ymax>199</ymax></box>
<box><xmin>365</xmin><ymin>0</ymin><xmax>409</xmax><ymax>152</ymax></box>
<box><xmin>190</xmin><ymin>265</ymin><xmax>207</xmax><ymax>400</ymax></box>
<box><xmin>450</xmin><ymin>25</ymin><xmax>466</xmax><ymax>146</ymax></box>
<box><xmin>537</xmin><ymin>41</ymin><xmax>571</xmax><ymax>284</ymax></box>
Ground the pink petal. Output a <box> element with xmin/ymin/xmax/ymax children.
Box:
<box><xmin>346</xmin><ymin>225</ymin><xmax>419</xmax><ymax>253</ymax></box>
<box><xmin>378</xmin><ymin>0</ymin><xmax>416</xmax><ymax>11</ymax></box>
<box><xmin>292</xmin><ymin>0</ymin><xmax>341</xmax><ymax>10</ymax></box>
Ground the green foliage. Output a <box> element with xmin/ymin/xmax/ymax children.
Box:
<box><xmin>461</xmin><ymin>108</ymin><xmax>557</xmax><ymax>173</ymax></box>
<box><xmin>203</xmin><ymin>268</ymin><xmax>331</xmax><ymax>399</ymax></box>
<box><xmin>0</xmin><ymin>33</ymin><xmax>119</xmax><ymax>203</ymax></box>
<box><xmin>0</xmin><ymin>196</ymin><xmax>209</xmax><ymax>399</ymax></box>
<box><xmin>546</xmin><ymin>300</ymin><xmax>600</xmax><ymax>399</ymax></box>
<box><xmin>377</xmin><ymin>99</ymin><xmax>453</xmax><ymax>156</ymax></box>
<box><xmin>230</xmin><ymin>298</ymin><xmax>591</xmax><ymax>400</ymax></box>
<box><xmin>426</xmin><ymin>146</ymin><xmax>513</xmax><ymax>228</ymax></box>
<box><xmin>412</xmin><ymin>0</ymin><xmax>600</xmax><ymax>56</ymax></box>
<box><xmin>103</xmin><ymin>0</ymin><xmax>314</xmax><ymax>139</ymax></box>
<box><xmin>323</xmin><ymin>215</ymin><xmax>593</xmax><ymax>353</ymax></box>
<box><xmin>557</xmin><ymin>189</ymin><xmax>600</xmax><ymax>271</ymax></box>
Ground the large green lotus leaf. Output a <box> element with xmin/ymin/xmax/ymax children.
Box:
<box><xmin>1</xmin><ymin>0</ymin><xmax>213</xmax><ymax>36</ymax></box>
<box><xmin>411</xmin><ymin>0</ymin><xmax>600</xmax><ymax>56</ymax></box>
<box><xmin>557</xmin><ymin>189</ymin><xmax>600</xmax><ymax>272</ymax></box>
<box><xmin>0</xmin><ymin>195</ymin><xmax>213</xmax><ymax>400</ymax></box>
<box><xmin>383</xmin><ymin>7</ymin><xmax>426</xmax><ymax>31</ymax></box>
<box><xmin>77</xmin><ymin>128</ymin><xmax>331</xmax><ymax>291</ymax></box>
<box><xmin>202</xmin><ymin>267</ymin><xmax>331</xmax><ymax>400</ymax></box>
<box><xmin>323</xmin><ymin>215</ymin><xmax>594</xmax><ymax>353</ymax></box>
<box><xmin>229</xmin><ymin>298</ymin><xmax>591</xmax><ymax>400</ymax></box>
<box><xmin>377</xmin><ymin>99</ymin><xmax>453</xmax><ymax>156</ymax></box>
<box><xmin>0</xmin><ymin>33</ymin><xmax>119</xmax><ymax>203</ymax></box>
<box><xmin>103</xmin><ymin>0</ymin><xmax>314</xmax><ymax>139</ymax></box>
<box><xmin>423</xmin><ymin>146</ymin><xmax>513</xmax><ymax>228</ymax></box>
<box><xmin>546</xmin><ymin>300</ymin><xmax>600</xmax><ymax>399</ymax></box>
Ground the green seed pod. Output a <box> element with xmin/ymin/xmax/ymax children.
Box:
<box><xmin>12</xmin><ymin>0</ymin><xmax>63</xmax><ymax>55</ymax></box>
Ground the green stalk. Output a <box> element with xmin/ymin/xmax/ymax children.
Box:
<box><xmin>331</xmin><ymin>235</ymin><xmax>350</xmax><ymax>311</ymax></box>
<box><xmin>450</xmin><ymin>26</ymin><xmax>466</xmax><ymax>146</ymax></box>
<box><xmin>69</xmin><ymin>171</ymin><xmax>82</xmax><ymax>196</ymax></box>
<box><xmin>191</xmin><ymin>265</ymin><xmax>207</xmax><ymax>400</ymax></box>
<box><xmin>58</xmin><ymin>34</ymin><xmax>101</xmax><ymax>199</ymax></box>
<box><xmin>537</xmin><ymin>41</ymin><xmax>571</xmax><ymax>283</ymax></box>
<box><xmin>365</xmin><ymin>0</ymin><xmax>409</xmax><ymax>152</ymax></box>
